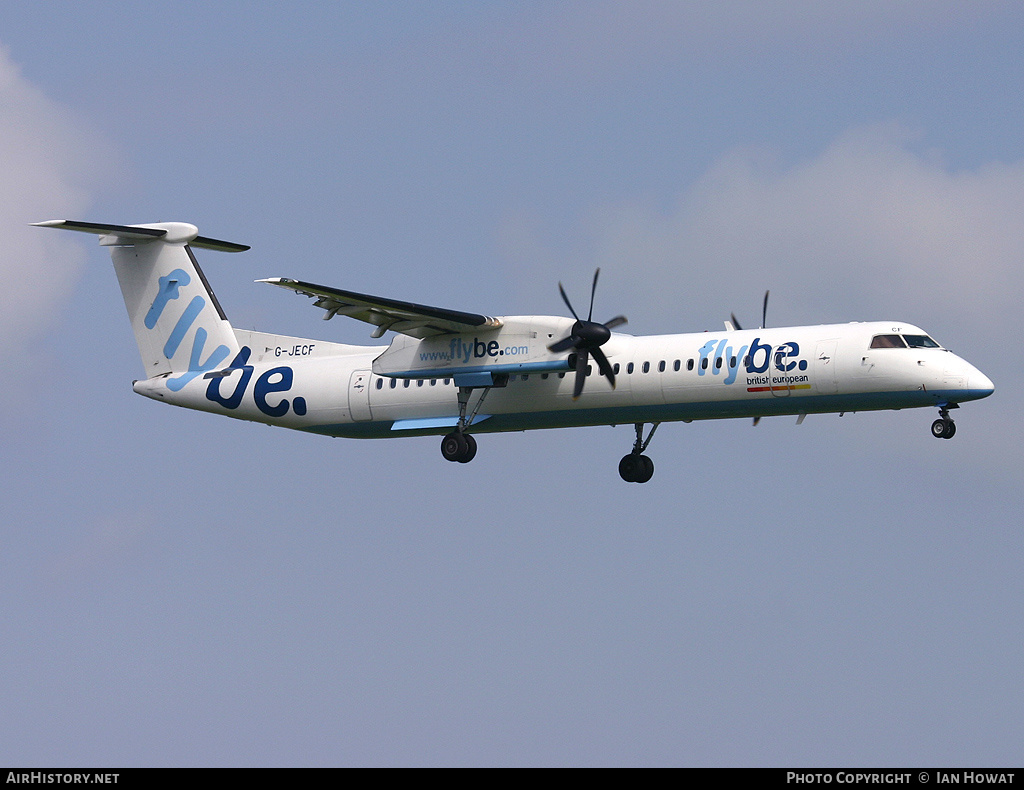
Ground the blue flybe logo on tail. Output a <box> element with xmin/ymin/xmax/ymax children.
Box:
<box><xmin>147</xmin><ymin>268</ymin><xmax>231</xmax><ymax>391</ymax></box>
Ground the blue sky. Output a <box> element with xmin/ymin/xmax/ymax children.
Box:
<box><xmin>2</xmin><ymin>2</ymin><xmax>1022</xmax><ymax>766</ymax></box>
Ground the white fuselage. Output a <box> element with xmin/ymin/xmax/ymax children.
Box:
<box><xmin>133</xmin><ymin>319</ymin><xmax>994</xmax><ymax>439</ymax></box>
<box><xmin>34</xmin><ymin>220</ymin><xmax>992</xmax><ymax>472</ymax></box>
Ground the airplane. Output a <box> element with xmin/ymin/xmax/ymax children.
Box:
<box><xmin>35</xmin><ymin>219</ymin><xmax>994</xmax><ymax>483</ymax></box>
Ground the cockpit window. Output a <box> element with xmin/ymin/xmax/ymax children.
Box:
<box><xmin>870</xmin><ymin>334</ymin><xmax>906</xmax><ymax>349</ymax></box>
<box><xmin>903</xmin><ymin>334</ymin><xmax>940</xmax><ymax>349</ymax></box>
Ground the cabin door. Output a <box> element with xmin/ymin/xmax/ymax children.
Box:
<box><xmin>348</xmin><ymin>369</ymin><xmax>373</xmax><ymax>421</ymax></box>
<box><xmin>814</xmin><ymin>340</ymin><xmax>839</xmax><ymax>394</ymax></box>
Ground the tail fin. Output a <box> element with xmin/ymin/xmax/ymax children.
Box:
<box><xmin>34</xmin><ymin>220</ymin><xmax>247</xmax><ymax>391</ymax></box>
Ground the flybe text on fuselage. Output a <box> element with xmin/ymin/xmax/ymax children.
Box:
<box><xmin>419</xmin><ymin>337</ymin><xmax>532</xmax><ymax>364</ymax></box>
<box><xmin>695</xmin><ymin>335</ymin><xmax>809</xmax><ymax>388</ymax></box>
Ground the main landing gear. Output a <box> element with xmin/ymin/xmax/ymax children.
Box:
<box><xmin>441</xmin><ymin>385</ymin><xmax>491</xmax><ymax>464</ymax></box>
<box><xmin>619</xmin><ymin>422</ymin><xmax>659</xmax><ymax>483</ymax></box>
<box><xmin>931</xmin><ymin>406</ymin><xmax>957</xmax><ymax>439</ymax></box>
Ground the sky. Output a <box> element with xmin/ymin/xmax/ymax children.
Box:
<box><xmin>1</xmin><ymin>1</ymin><xmax>1022</xmax><ymax>767</ymax></box>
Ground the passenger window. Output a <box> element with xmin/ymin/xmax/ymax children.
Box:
<box><xmin>376</xmin><ymin>379</ymin><xmax>383</xmax><ymax>390</ymax></box>
<box><xmin>430</xmin><ymin>379</ymin><xmax>437</xmax><ymax>386</ymax></box>
<box><xmin>390</xmin><ymin>379</ymin><xmax>397</xmax><ymax>389</ymax></box>
<box><xmin>674</xmin><ymin>360</ymin><xmax>681</xmax><ymax>372</ymax></box>
<box><xmin>613</xmin><ymin>363</ymin><xmax>620</xmax><ymax>375</ymax></box>
<box><xmin>658</xmin><ymin>361</ymin><xmax>666</xmax><ymax>373</ymax></box>
<box><xmin>701</xmin><ymin>358</ymin><xmax>708</xmax><ymax>370</ymax></box>
<box><xmin>870</xmin><ymin>334</ymin><xmax>906</xmax><ymax>349</ymax></box>
<box><xmin>715</xmin><ymin>357</ymin><xmax>722</xmax><ymax>369</ymax></box>
<box><xmin>642</xmin><ymin>361</ymin><xmax>650</xmax><ymax>373</ymax></box>
<box><xmin>417</xmin><ymin>380</ymin><xmax>424</xmax><ymax>387</ymax></box>
<box><xmin>403</xmin><ymin>379</ymin><xmax>410</xmax><ymax>388</ymax></box>
<box><xmin>730</xmin><ymin>356</ymin><xmax>736</xmax><ymax>367</ymax></box>
<box><xmin>627</xmin><ymin>362</ymin><xmax>634</xmax><ymax>374</ymax></box>
<box><xmin>687</xmin><ymin>359</ymin><xmax>694</xmax><ymax>371</ymax></box>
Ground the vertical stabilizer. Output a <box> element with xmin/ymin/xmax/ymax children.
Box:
<box><xmin>34</xmin><ymin>221</ymin><xmax>246</xmax><ymax>390</ymax></box>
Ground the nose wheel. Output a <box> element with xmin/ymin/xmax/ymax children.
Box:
<box><xmin>931</xmin><ymin>406</ymin><xmax>957</xmax><ymax>439</ymax></box>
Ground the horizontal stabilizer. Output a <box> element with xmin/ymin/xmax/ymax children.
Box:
<box><xmin>191</xmin><ymin>236</ymin><xmax>251</xmax><ymax>253</ymax></box>
<box><xmin>33</xmin><ymin>220</ymin><xmax>250</xmax><ymax>252</ymax></box>
<box><xmin>33</xmin><ymin>219</ymin><xmax>165</xmax><ymax>240</ymax></box>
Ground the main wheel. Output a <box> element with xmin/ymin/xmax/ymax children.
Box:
<box><xmin>931</xmin><ymin>419</ymin><xmax>948</xmax><ymax>439</ymax></box>
<box><xmin>619</xmin><ymin>454</ymin><xmax>640</xmax><ymax>482</ymax></box>
<box><xmin>636</xmin><ymin>454</ymin><xmax>655</xmax><ymax>483</ymax></box>
<box><xmin>943</xmin><ymin>421</ymin><xmax>956</xmax><ymax>439</ymax></box>
<box><xmin>441</xmin><ymin>432</ymin><xmax>468</xmax><ymax>462</ymax></box>
<box><xmin>457</xmin><ymin>434</ymin><xmax>478</xmax><ymax>463</ymax></box>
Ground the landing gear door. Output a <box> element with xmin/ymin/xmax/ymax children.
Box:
<box><xmin>348</xmin><ymin>369</ymin><xmax>372</xmax><ymax>421</ymax></box>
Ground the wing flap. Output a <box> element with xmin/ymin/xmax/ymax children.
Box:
<box><xmin>259</xmin><ymin>277</ymin><xmax>502</xmax><ymax>338</ymax></box>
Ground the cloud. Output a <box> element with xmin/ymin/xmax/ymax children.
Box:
<box><xmin>0</xmin><ymin>44</ymin><xmax>113</xmax><ymax>362</ymax></box>
<box><xmin>543</xmin><ymin>124</ymin><xmax>1024</xmax><ymax>333</ymax></box>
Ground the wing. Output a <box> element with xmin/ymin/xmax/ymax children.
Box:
<box><xmin>258</xmin><ymin>277</ymin><xmax>502</xmax><ymax>339</ymax></box>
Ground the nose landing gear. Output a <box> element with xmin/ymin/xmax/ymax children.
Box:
<box><xmin>931</xmin><ymin>406</ymin><xmax>957</xmax><ymax>439</ymax></box>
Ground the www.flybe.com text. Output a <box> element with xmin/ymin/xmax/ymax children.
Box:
<box><xmin>420</xmin><ymin>337</ymin><xmax>531</xmax><ymax>364</ymax></box>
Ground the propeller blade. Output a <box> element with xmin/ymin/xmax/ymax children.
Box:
<box><xmin>587</xmin><ymin>268</ymin><xmax>600</xmax><ymax>321</ymax></box>
<box><xmin>548</xmin><ymin>334</ymin><xmax>579</xmax><ymax>353</ymax></box>
<box><xmin>731</xmin><ymin>312</ymin><xmax>743</xmax><ymax>331</ymax></box>
<box><xmin>591</xmin><ymin>346</ymin><xmax>616</xmax><ymax>389</ymax></box>
<box><xmin>558</xmin><ymin>282</ymin><xmax>580</xmax><ymax>321</ymax></box>
<box><xmin>572</xmin><ymin>350</ymin><xmax>590</xmax><ymax>400</ymax></box>
<box><xmin>761</xmin><ymin>290</ymin><xmax>770</xmax><ymax>329</ymax></box>
<box><xmin>554</xmin><ymin>271</ymin><xmax>621</xmax><ymax>398</ymax></box>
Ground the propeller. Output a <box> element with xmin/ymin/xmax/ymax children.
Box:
<box><xmin>730</xmin><ymin>290</ymin><xmax>770</xmax><ymax>428</ymax></box>
<box><xmin>730</xmin><ymin>290</ymin><xmax>770</xmax><ymax>331</ymax></box>
<box><xmin>548</xmin><ymin>268</ymin><xmax>627</xmax><ymax>400</ymax></box>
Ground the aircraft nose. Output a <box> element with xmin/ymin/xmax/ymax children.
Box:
<box><xmin>970</xmin><ymin>370</ymin><xmax>995</xmax><ymax>399</ymax></box>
